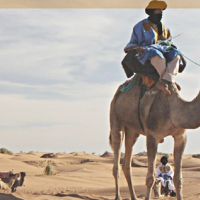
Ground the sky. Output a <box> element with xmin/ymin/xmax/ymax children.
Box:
<box><xmin>0</xmin><ymin>9</ymin><xmax>200</xmax><ymax>155</ymax></box>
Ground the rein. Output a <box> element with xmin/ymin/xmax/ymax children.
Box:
<box><xmin>157</xmin><ymin>39</ymin><xmax>200</xmax><ymax>67</ymax></box>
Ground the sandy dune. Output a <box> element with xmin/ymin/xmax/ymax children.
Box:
<box><xmin>0</xmin><ymin>152</ymin><xmax>200</xmax><ymax>200</ymax></box>
<box><xmin>0</xmin><ymin>0</ymin><xmax>200</xmax><ymax>8</ymax></box>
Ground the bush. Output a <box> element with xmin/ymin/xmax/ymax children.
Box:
<box><xmin>157</xmin><ymin>152</ymin><xmax>169</xmax><ymax>157</ymax></box>
<box><xmin>135</xmin><ymin>151</ymin><xmax>169</xmax><ymax>158</ymax></box>
<box><xmin>192</xmin><ymin>154</ymin><xmax>200</xmax><ymax>158</ymax></box>
<box><xmin>0</xmin><ymin>147</ymin><xmax>13</xmax><ymax>155</ymax></box>
<box><xmin>44</xmin><ymin>160</ymin><xmax>53</xmax><ymax>175</ymax></box>
<box><xmin>135</xmin><ymin>151</ymin><xmax>147</xmax><ymax>156</ymax></box>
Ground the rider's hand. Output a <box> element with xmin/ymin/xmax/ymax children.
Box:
<box><xmin>137</xmin><ymin>47</ymin><xmax>145</xmax><ymax>55</ymax></box>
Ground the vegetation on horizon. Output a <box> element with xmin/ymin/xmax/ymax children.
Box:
<box><xmin>0</xmin><ymin>147</ymin><xmax>13</xmax><ymax>155</ymax></box>
<box><xmin>135</xmin><ymin>151</ymin><xmax>169</xmax><ymax>157</ymax></box>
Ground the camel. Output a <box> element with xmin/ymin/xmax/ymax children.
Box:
<box><xmin>109</xmin><ymin>76</ymin><xmax>200</xmax><ymax>200</ymax></box>
<box><xmin>0</xmin><ymin>171</ymin><xmax>26</xmax><ymax>193</ymax></box>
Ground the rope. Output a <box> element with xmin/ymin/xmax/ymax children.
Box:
<box><xmin>157</xmin><ymin>39</ymin><xmax>200</xmax><ymax>67</ymax></box>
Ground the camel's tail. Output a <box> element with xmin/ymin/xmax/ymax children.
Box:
<box><xmin>109</xmin><ymin>87</ymin><xmax>120</xmax><ymax>153</ymax></box>
<box><xmin>109</xmin><ymin>133</ymin><xmax>113</xmax><ymax>152</ymax></box>
<box><xmin>109</xmin><ymin>84</ymin><xmax>125</xmax><ymax>153</ymax></box>
<box><xmin>109</xmin><ymin>128</ymin><xmax>125</xmax><ymax>154</ymax></box>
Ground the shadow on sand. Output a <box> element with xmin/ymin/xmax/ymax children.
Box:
<box><xmin>54</xmin><ymin>193</ymin><xmax>99</xmax><ymax>200</ymax></box>
<box><xmin>0</xmin><ymin>193</ymin><xmax>24</xmax><ymax>200</ymax></box>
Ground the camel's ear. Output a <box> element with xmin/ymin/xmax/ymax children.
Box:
<box><xmin>20</xmin><ymin>172</ymin><xmax>26</xmax><ymax>177</ymax></box>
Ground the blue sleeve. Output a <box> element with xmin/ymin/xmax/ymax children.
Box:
<box><xmin>124</xmin><ymin>21</ymin><xmax>144</xmax><ymax>51</ymax></box>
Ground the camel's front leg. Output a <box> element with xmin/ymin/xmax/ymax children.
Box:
<box><xmin>145</xmin><ymin>134</ymin><xmax>158</xmax><ymax>200</ymax></box>
<box><xmin>173</xmin><ymin>131</ymin><xmax>187</xmax><ymax>200</ymax></box>
<box><xmin>122</xmin><ymin>129</ymin><xmax>139</xmax><ymax>200</ymax></box>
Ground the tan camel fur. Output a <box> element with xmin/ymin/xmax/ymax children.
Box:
<box><xmin>153</xmin><ymin>178</ymin><xmax>161</xmax><ymax>197</ymax></box>
<box><xmin>109</xmin><ymin>78</ymin><xmax>200</xmax><ymax>200</ymax></box>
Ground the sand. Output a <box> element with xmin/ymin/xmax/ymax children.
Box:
<box><xmin>0</xmin><ymin>0</ymin><xmax>200</xmax><ymax>9</ymax></box>
<box><xmin>0</xmin><ymin>152</ymin><xmax>200</xmax><ymax>200</ymax></box>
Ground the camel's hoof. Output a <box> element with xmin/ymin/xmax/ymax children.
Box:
<box><xmin>115</xmin><ymin>197</ymin><xmax>122</xmax><ymax>200</ymax></box>
<box><xmin>115</xmin><ymin>198</ymin><xmax>122</xmax><ymax>200</ymax></box>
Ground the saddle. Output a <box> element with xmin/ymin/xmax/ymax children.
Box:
<box><xmin>0</xmin><ymin>171</ymin><xmax>10</xmax><ymax>179</ymax></box>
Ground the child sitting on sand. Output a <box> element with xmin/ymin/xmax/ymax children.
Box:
<box><xmin>156</xmin><ymin>156</ymin><xmax>176</xmax><ymax>197</ymax></box>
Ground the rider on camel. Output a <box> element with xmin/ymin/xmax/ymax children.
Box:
<box><xmin>124</xmin><ymin>0</ymin><xmax>180</xmax><ymax>95</ymax></box>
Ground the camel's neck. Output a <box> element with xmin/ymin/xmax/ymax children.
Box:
<box><xmin>8</xmin><ymin>178</ymin><xmax>15</xmax><ymax>187</ymax></box>
<box><xmin>171</xmin><ymin>90</ymin><xmax>200</xmax><ymax>129</ymax></box>
<box><xmin>20</xmin><ymin>176</ymin><xmax>25</xmax><ymax>186</ymax></box>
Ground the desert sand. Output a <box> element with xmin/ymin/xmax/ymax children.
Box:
<box><xmin>0</xmin><ymin>152</ymin><xmax>200</xmax><ymax>200</ymax></box>
<box><xmin>0</xmin><ymin>0</ymin><xmax>200</xmax><ymax>8</ymax></box>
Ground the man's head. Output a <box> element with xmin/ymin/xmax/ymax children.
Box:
<box><xmin>145</xmin><ymin>0</ymin><xmax>167</xmax><ymax>24</ymax></box>
<box><xmin>160</xmin><ymin>156</ymin><xmax>168</xmax><ymax>166</ymax></box>
<box><xmin>145</xmin><ymin>0</ymin><xmax>167</xmax><ymax>15</ymax></box>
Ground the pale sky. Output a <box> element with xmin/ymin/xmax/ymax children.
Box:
<box><xmin>0</xmin><ymin>9</ymin><xmax>200</xmax><ymax>155</ymax></box>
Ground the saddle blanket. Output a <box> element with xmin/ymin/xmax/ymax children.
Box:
<box><xmin>0</xmin><ymin>171</ymin><xmax>10</xmax><ymax>178</ymax></box>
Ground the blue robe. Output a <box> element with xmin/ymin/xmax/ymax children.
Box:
<box><xmin>124</xmin><ymin>18</ymin><xmax>177</xmax><ymax>65</ymax></box>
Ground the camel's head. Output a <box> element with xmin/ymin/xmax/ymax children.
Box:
<box><xmin>20</xmin><ymin>172</ymin><xmax>26</xmax><ymax>178</ymax></box>
<box><xmin>19</xmin><ymin>172</ymin><xmax>26</xmax><ymax>186</ymax></box>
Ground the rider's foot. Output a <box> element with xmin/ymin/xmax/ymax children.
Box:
<box><xmin>156</xmin><ymin>80</ymin><xmax>171</xmax><ymax>95</ymax></box>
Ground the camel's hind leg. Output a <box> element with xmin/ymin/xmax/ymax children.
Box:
<box><xmin>122</xmin><ymin>128</ymin><xmax>139</xmax><ymax>200</ymax></box>
<box><xmin>109</xmin><ymin>124</ymin><xmax>124</xmax><ymax>200</ymax></box>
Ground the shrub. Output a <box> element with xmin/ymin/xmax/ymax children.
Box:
<box><xmin>192</xmin><ymin>154</ymin><xmax>200</xmax><ymax>158</ymax></box>
<box><xmin>135</xmin><ymin>151</ymin><xmax>147</xmax><ymax>156</ymax></box>
<box><xmin>44</xmin><ymin>160</ymin><xmax>53</xmax><ymax>175</ymax></box>
<box><xmin>135</xmin><ymin>151</ymin><xmax>169</xmax><ymax>158</ymax></box>
<box><xmin>0</xmin><ymin>147</ymin><xmax>13</xmax><ymax>155</ymax></box>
